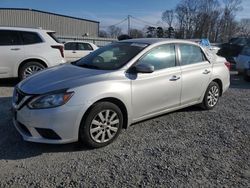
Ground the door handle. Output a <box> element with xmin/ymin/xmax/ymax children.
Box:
<box><xmin>169</xmin><ymin>75</ymin><xmax>180</xmax><ymax>81</ymax></box>
<box><xmin>203</xmin><ymin>69</ymin><xmax>211</xmax><ymax>74</ymax></box>
<box><xmin>11</xmin><ymin>48</ymin><xmax>20</xmax><ymax>51</ymax></box>
<box><xmin>72</xmin><ymin>51</ymin><xmax>76</xmax><ymax>53</ymax></box>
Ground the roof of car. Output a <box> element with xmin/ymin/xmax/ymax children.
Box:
<box><xmin>120</xmin><ymin>38</ymin><xmax>198</xmax><ymax>45</ymax></box>
<box><xmin>0</xmin><ymin>26</ymin><xmax>55</xmax><ymax>33</ymax></box>
<box><xmin>64</xmin><ymin>41</ymin><xmax>94</xmax><ymax>44</ymax></box>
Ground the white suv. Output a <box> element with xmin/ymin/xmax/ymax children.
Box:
<box><xmin>0</xmin><ymin>27</ymin><xmax>66</xmax><ymax>80</ymax></box>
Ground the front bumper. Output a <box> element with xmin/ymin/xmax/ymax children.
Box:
<box><xmin>13</xmin><ymin>104</ymin><xmax>84</xmax><ymax>144</ymax></box>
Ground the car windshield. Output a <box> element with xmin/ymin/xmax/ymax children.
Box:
<box><xmin>74</xmin><ymin>42</ymin><xmax>148</xmax><ymax>70</ymax></box>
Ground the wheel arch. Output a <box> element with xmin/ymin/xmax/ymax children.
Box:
<box><xmin>18</xmin><ymin>58</ymin><xmax>48</xmax><ymax>77</ymax></box>
<box><xmin>81</xmin><ymin>97</ymin><xmax>129</xmax><ymax>130</ymax></box>
<box><xmin>211</xmin><ymin>78</ymin><xmax>223</xmax><ymax>96</ymax></box>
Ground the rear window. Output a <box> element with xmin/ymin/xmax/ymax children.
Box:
<box><xmin>47</xmin><ymin>32</ymin><xmax>60</xmax><ymax>43</ymax></box>
<box><xmin>0</xmin><ymin>30</ymin><xmax>22</xmax><ymax>46</ymax></box>
<box><xmin>179</xmin><ymin>44</ymin><xmax>206</xmax><ymax>65</ymax></box>
<box><xmin>20</xmin><ymin>31</ymin><xmax>43</xmax><ymax>45</ymax></box>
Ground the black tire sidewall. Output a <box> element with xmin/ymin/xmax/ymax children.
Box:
<box><xmin>243</xmin><ymin>70</ymin><xmax>250</xmax><ymax>82</ymax></box>
<box><xmin>203</xmin><ymin>81</ymin><xmax>220</xmax><ymax>110</ymax></box>
<box><xmin>79</xmin><ymin>102</ymin><xmax>123</xmax><ymax>148</ymax></box>
<box><xmin>19</xmin><ymin>61</ymin><xmax>45</xmax><ymax>80</ymax></box>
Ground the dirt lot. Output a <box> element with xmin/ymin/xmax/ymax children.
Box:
<box><xmin>0</xmin><ymin>72</ymin><xmax>249</xmax><ymax>187</ymax></box>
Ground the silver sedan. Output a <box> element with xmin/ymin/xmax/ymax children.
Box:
<box><xmin>12</xmin><ymin>38</ymin><xmax>230</xmax><ymax>148</ymax></box>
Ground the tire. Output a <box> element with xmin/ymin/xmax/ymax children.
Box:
<box><xmin>79</xmin><ymin>102</ymin><xmax>123</xmax><ymax>148</ymax></box>
<box><xmin>201</xmin><ymin>81</ymin><xmax>220</xmax><ymax>110</ymax></box>
<box><xmin>243</xmin><ymin>70</ymin><xmax>250</xmax><ymax>82</ymax></box>
<box><xmin>19</xmin><ymin>61</ymin><xmax>45</xmax><ymax>80</ymax></box>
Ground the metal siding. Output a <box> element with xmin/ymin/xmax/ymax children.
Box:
<box><xmin>0</xmin><ymin>9</ymin><xmax>99</xmax><ymax>37</ymax></box>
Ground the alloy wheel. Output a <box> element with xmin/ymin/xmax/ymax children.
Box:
<box><xmin>207</xmin><ymin>85</ymin><xmax>219</xmax><ymax>107</ymax></box>
<box><xmin>90</xmin><ymin>109</ymin><xmax>120</xmax><ymax>143</ymax></box>
<box><xmin>23</xmin><ymin>65</ymin><xmax>44</xmax><ymax>79</ymax></box>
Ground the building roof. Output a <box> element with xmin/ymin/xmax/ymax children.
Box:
<box><xmin>0</xmin><ymin>8</ymin><xmax>99</xmax><ymax>24</ymax></box>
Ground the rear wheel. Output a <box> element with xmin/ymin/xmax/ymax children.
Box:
<box><xmin>19</xmin><ymin>61</ymin><xmax>45</xmax><ymax>80</ymax></box>
<box><xmin>201</xmin><ymin>81</ymin><xmax>220</xmax><ymax>110</ymax></box>
<box><xmin>79</xmin><ymin>102</ymin><xmax>123</xmax><ymax>148</ymax></box>
<box><xmin>243</xmin><ymin>70</ymin><xmax>250</xmax><ymax>82</ymax></box>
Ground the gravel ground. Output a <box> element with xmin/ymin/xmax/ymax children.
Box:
<box><xmin>0</xmin><ymin>73</ymin><xmax>249</xmax><ymax>187</ymax></box>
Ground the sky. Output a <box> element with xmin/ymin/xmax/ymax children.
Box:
<box><xmin>0</xmin><ymin>0</ymin><xmax>250</xmax><ymax>32</ymax></box>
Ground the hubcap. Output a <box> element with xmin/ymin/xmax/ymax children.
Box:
<box><xmin>23</xmin><ymin>65</ymin><xmax>44</xmax><ymax>79</ymax></box>
<box><xmin>207</xmin><ymin>86</ymin><xmax>219</xmax><ymax>107</ymax></box>
<box><xmin>90</xmin><ymin>110</ymin><xmax>120</xmax><ymax>143</ymax></box>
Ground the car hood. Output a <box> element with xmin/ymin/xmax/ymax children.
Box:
<box><xmin>18</xmin><ymin>64</ymin><xmax>110</xmax><ymax>94</ymax></box>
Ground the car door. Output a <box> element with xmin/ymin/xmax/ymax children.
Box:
<box><xmin>76</xmin><ymin>42</ymin><xmax>94</xmax><ymax>58</ymax></box>
<box><xmin>130</xmin><ymin>44</ymin><xmax>182</xmax><ymax>120</ymax></box>
<box><xmin>64</xmin><ymin>42</ymin><xmax>78</xmax><ymax>62</ymax></box>
<box><xmin>0</xmin><ymin>30</ymin><xmax>24</xmax><ymax>78</ymax></box>
<box><xmin>177</xmin><ymin>43</ymin><xmax>212</xmax><ymax>105</ymax></box>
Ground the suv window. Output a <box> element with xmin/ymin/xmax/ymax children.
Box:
<box><xmin>0</xmin><ymin>30</ymin><xmax>22</xmax><ymax>46</ymax></box>
<box><xmin>179</xmin><ymin>44</ymin><xmax>205</xmax><ymax>65</ymax></box>
<box><xmin>78</xmin><ymin>43</ymin><xmax>93</xmax><ymax>51</ymax></box>
<box><xmin>47</xmin><ymin>32</ymin><xmax>60</xmax><ymax>43</ymax></box>
<box><xmin>65</xmin><ymin>42</ymin><xmax>77</xmax><ymax>50</ymax></box>
<box><xmin>20</xmin><ymin>31</ymin><xmax>43</xmax><ymax>45</ymax></box>
<box><xmin>137</xmin><ymin>44</ymin><xmax>176</xmax><ymax>71</ymax></box>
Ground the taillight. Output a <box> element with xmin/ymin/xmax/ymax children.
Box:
<box><xmin>224</xmin><ymin>61</ymin><xmax>231</xmax><ymax>70</ymax></box>
<box><xmin>51</xmin><ymin>45</ymin><xmax>64</xmax><ymax>58</ymax></box>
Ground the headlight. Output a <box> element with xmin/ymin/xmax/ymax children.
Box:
<box><xmin>28</xmin><ymin>91</ymin><xmax>74</xmax><ymax>109</ymax></box>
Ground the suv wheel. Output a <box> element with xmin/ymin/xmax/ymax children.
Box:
<box><xmin>243</xmin><ymin>70</ymin><xmax>250</xmax><ymax>82</ymax></box>
<box><xmin>19</xmin><ymin>61</ymin><xmax>45</xmax><ymax>80</ymax></box>
<box><xmin>79</xmin><ymin>102</ymin><xmax>123</xmax><ymax>148</ymax></box>
<box><xmin>201</xmin><ymin>81</ymin><xmax>220</xmax><ymax>110</ymax></box>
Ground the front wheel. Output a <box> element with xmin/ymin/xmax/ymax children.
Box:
<box><xmin>201</xmin><ymin>81</ymin><xmax>220</xmax><ymax>110</ymax></box>
<box><xmin>79</xmin><ymin>102</ymin><xmax>123</xmax><ymax>148</ymax></box>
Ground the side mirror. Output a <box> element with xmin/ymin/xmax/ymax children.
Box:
<box><xmin>132</xmin><ymin>64</ymin><xmax>154</xmax><ymax>73</ymax></box>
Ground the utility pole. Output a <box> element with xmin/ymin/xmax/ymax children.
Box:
<box><xmin>128</xmin><ymin>15</ymin><xmax>131</xmax><ymax>36</ymax></box>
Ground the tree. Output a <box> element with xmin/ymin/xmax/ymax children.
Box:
<box><xmin>130</xmin><ymin>29</ymin><xmax>144</xmax><ymax>38</ymax></box>
<box><xmin>218</xmin><ymin>0</ymin><xmax>242</xmax><ymax>41</ymax></box>
<box><xmin>162</xmin><ymin>10</ymin><xmax>174</xmax><ymax>27</ymax></box>
<box><xmin>156</xmin><ymin>27</ymin><xmax>164</xmax><ymax>38</ymax></box>
<box><xmin>164</xmin><ymin>0</ymin><xmax>243</xmax><ymax>42</ymax></box>
<box><xmin>238</xmin><ymin>19</ymin><xmax>250</xmax><ymax>37</ymax></box>
<box><xmin>99</xmin><ymin>30</ymin><xmax>108</xmax><ymax>38</ymax></box>
<box><xmin>107</xmin><ymin>26</ymin><xmax>122</xmax><ymax>38</ymax></box>
<box><xmin>168</xmin><ymin>27</ymin><xmax>175</xmax><ymax>38</ymax></box>
<box><xmin>146</xmin><ymin>26</ymin><xmax>156</xmax><ymax>38</ymax></box>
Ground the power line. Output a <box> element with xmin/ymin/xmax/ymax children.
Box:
<box><xmin>130</xmin><ymin>16</ymin><xmax>162</xmax><ymax>27</ymax></box>
<box><xmin>99</xmin><ymin>15</ymin><xmax>162</xmax><ymax>32</ymax></box>
<box><xmin>100</xmin><ymin>18</ymin><xmax>128</xmax><ymax>28</ymax></box>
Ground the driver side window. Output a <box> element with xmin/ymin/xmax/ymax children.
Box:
<box><xmin>137</xmin><ymin>44</ymin><xmax>176</xmax><ymax>71</ymax></box>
